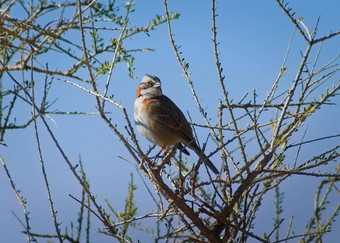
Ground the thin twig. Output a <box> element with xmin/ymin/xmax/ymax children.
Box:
<box><xmin>312</xmin><ymin>30</ymin><xmax>340</xmax><ymax>45</ymax></box>
<box><xmin>0</xmin><ymin>155</ymin><xmax>33</xmax><ymax>242</ymax></box>
<box><xmin>212</xmin><ymin>0</ymin><xmax>249</xmax><ymax>174</ymax></box>
<box><xmin>102</xmin><ymin>4</ymin><xmax>130</xmax><ymax>108</ymax></box>
<box><xmin>31</xmin><ymin>59</ymin><xmax>63</xmax><ymax>242</ymax></box>
<box><xmin>270</xmin><ymin>43</ymin><xmax>312</xmax><ymax>150</ymax></box>
<box><xmin>275</xmin><ymin>0</ymin><xmax>310</xmax><ymax>43</ymax></box>
<box><xmin>2</xmin><ymin>37</ymin><xmax>117</xmax><ymax>238</ymax></box>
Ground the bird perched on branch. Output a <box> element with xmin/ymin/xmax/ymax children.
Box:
<box><xmin>134</xmin><ymin>74</ymin><xmax>218</xmax><ymax>174</ymax></box>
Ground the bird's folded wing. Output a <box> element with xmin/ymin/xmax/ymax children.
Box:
<box><xmin>154</xmin><ymin>95</ymin><xmax>194</xmax><ymax>143</ymax></box>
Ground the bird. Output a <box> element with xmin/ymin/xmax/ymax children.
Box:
<box><xmin>134</xmin><ymin>74</ymin><xmax>218</xmax><ymax>174</ymax></box>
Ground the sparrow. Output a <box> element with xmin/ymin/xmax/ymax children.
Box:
<box><xmin>134</xmin><ymin>74</ymin><xmax>218</xmax><ymax>174</ymax></box>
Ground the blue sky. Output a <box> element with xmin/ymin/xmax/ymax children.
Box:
<box><xmin>1</xmin><ymin>0</ymin><xmax>339</xmax><ymax>242</ymax></box>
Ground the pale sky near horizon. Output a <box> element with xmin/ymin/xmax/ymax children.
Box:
<box><xmin>1</xmin><ymin>0</ymin><xmax>339</xmax><ymax>242</ymax></box>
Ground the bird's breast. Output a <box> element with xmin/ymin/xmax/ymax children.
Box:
<box><xmin>134</xmin><ymin>97</ymin><xmax>181</xmax><ymax>146</ymax></box>
<box><xmin>134</xmin><ymin>97</ymin><xmax>157</xmax><ymax>144</ymax></box>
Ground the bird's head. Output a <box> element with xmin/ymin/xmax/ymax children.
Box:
<box><xmin>136</xmin><ymin>74</ymin><xmax>162</xmax><ymax>98</ymax></box>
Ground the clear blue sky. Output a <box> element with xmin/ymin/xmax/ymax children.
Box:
<box><xmin>1</xmin><ymin>0</ymin><xmax>339</xmax><ymax>242</ymax></box>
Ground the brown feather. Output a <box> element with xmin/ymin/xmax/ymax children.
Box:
<box><xmin>136</xmin><ymin>85</ymin><xmax>142</xmax><ymax>98</ymax></box>
<box><xmin>135</xmin><ymin>75</ymin><xmax>219</xmax><ymax>174</ymax></box>
<box><xmin>155</xmin><ymin>95</ymin><xmax>194</xmax><ymax>143</ymax></box>
<box><xmin>150</xmin><ymin>96</ymin><xmax>219</xmax><ymax>174</ymax></box>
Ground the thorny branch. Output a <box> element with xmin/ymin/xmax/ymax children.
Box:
<box><xmin>163</xmin><ymin>0</ymin><xmax>340</xmax><ymax>241</ymax></box>
<box><xmin>1</xmin><ymin>0</ymin><xmax>339</xmax><ymax>242</ymax></box>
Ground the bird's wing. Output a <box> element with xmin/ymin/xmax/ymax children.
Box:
<box><xmin>148</xmin><ymin>96</ymin><xmax>219</xmax><ymax>174</ymax></box>
<box><xmin>153</xmin><ymin>95</ymin><xmax>194</xmax><ymax>144</ymax></box>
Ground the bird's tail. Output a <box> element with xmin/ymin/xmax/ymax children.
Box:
<box><xmin>192</xmin><ymin>147</ymin><xmax>219</xmax><ymax>174</ymax></box>
<box><xmin>175</xmin><ymin>143</ymin><xmax>190</xmax><ymax>155</ymax></box>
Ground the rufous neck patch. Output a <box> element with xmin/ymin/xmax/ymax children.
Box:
<box><xmin>136</xmin><ymin>85</ymin><xmax>141</xmax><ymax>98</ymax></box>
